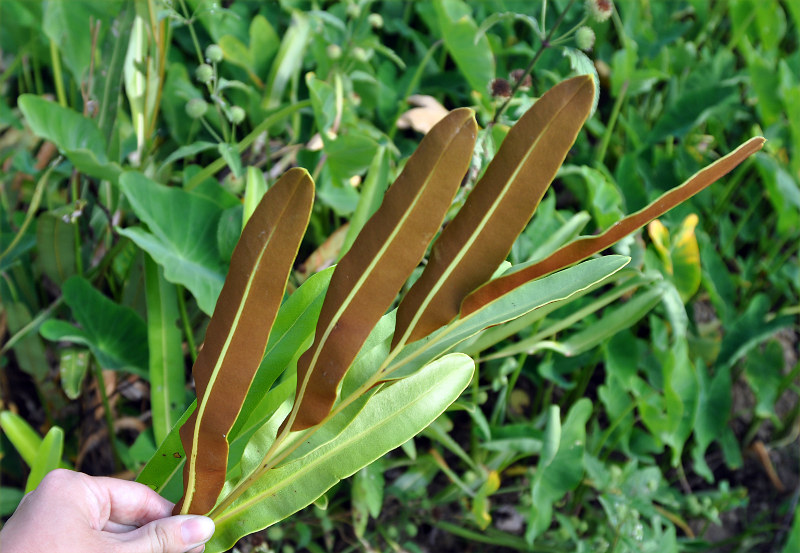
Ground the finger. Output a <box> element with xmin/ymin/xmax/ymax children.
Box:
<box><xmin>103</xmin><ymin>521</ymin><xmax>139</xmax><ymax>533</ymax></box>
<box><xmin>89</xmin><ymin>476</ymin><xmax>175</xmax><ymax>527</ymax></box>
<box><xmin>111</xmin><ymin>515</ymin><xmax>215</xmax><ymax>553</ymax></box>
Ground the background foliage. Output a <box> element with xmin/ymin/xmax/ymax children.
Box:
<box><xmin>1</xmin><ymin>0</ymin><xmax>798</xmax><ymax>552</ymax></box>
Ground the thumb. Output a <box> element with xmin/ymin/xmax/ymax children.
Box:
<box><xmin>114</xmin><ymin>515</ymin><xmax>215</xmax><ymax>553</ymax></box>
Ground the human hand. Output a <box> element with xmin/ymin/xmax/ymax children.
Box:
<box><xmin>0</xmin><ymin>469</ymin><xmax>215</xmax><ymax>553</ymax></box>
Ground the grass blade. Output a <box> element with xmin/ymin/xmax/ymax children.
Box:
<box><xmin>145</xmin><ymin>256</ymin><xmax>186</xmax><ymax>445</ymax></box>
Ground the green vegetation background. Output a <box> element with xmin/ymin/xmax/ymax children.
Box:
<box><xmin>1</xmin><ymin>1</ymin><xmax>798</xmax><ymax>552</ymax></box>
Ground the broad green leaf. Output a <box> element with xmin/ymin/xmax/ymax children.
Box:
<box><xmin>207</xmin><ymin>353</ymin><xmax>475</xmax><ymax>552</ymax></box>
<box><xmin>394</xmin><ymin>75</ymin><xmax>594</xmax><ymax>346</ymax></box>
<box><xmin>462</xmin><ymin>136</ymin><xmax>766</xmax><ymax>315</ymax></box>
<box><xmin>715</xmin><ymin>294</ymin><xmax>794</xmax><ymax>372</ymax></box>
<box><xmin>219</xmin><ymin>35</ymin><xmax>254</xmax><ymax>76</ymax></box>
<box><xmin>1</xmin><ymin>487</ymin><xmax>24</xmax><ymax>517</ymax></box>
<box><xmin>306</xmin><ymin>73</ymin><xmax>336</xmax><ymax>133</ymax></box>
<box><xmin>177</xmin><ymin>169</ymin><xmax>314</xmax><ymax>515</ymax></box>
<box><xmin>185</xmin><ymin>0</ymin><xmax>247</xmax><ymax>42</ymax></box>
<box><xmin>40</xmin><ymin>276</ymin><xmax>148</xmax><ymax>377</ymax></box>
<box><xmin>36</xmin><ymin>211</ymin><xmax>78</xmax><ymax>286</ymax></box>
<box><xmin>25</xmin><ymin>427</ymin><xmax>64</xmax><ymax>493</ymax></box>
<box><xmin>691</xmin><ymin>363</ymin><xmax>732</xmax><ymax>482</ymax></box>
<box><xmin>117</xmin><ymin>172</ymin><xmax>226</xmax><ymax>315</ymax></box>
<box><xmin>341</xmin><ymin>146</ymin><xmax>390</xmax><ymax>257</ymax></box>
<box><xmin>3</xmin><ymin>302</ymin><xmax>49</xmax><ymax>381</ymax></box>
<box><xmin>289</xmin><ymin>108</ymin><xmax>477</xmax><ymax>431</ymax></box>
<box><xmin>527</xmin><ymin>398</ymin><xmax>591</xmax><ymax>544</ymax></box>
<box><xmin>323</xmin><ymin>132</ymin><xmax>380</xmax><ymax>190</ymax></box>
<box><xmin>145</xmin><ymin>256</ymin><xmax>186</xmax><ymax>445</ymax></box>
<box><xmin>0</xmin><ymin>411</ymin><xmax>43</xmax><ymax>468</ymax></box>
<box><xmin>263</xmin><ymin>11</ymin><xmax>310</xmax><ymax>110</ymax></box>
<box><xmin>216</xmin><ymin>205</ymin><xmax>243</xmax><ymax>264</ymax></box>
<box><xmin>42</xmin><ymin>0</ymin><xmax>121</xmax><ymax>82</ymax></box>
<box><xmin>218</xmin><ymin>143</ymin><xmax>243</xmax><ymax>179</ymax></box>
<box><xmin>648</xmin><ymin>81</ymin><xmax>738</xmax><ymax>144</ymax></box>
<box><xmin>136</xmin><ymin>402</ymin><xmax>196</xmax><ymax>501</ymax></box>
<box><xmin>94</xmin><ymin>0</ymin><xmax>135</xmax><ymax>143</ymax></box>
<box><xmin>388</xmin><ymin>256</ymin><xmax>631</xmax><ymax>380</ymax></box>
<box><xmin>243</xmin><ymin>167</ymin><xmax>267</xmax><ymax>230</ymax></box>
<box><xmin>249</xmin><ymin>15</ymin><xmax>279</xmax><ymax>76</ymax></box>
<box><xmin>58</xmin><ymin>348</ymin><xmax>90</xmax><ymax>400</ymax></box>
<box><xmin>433</xmin><ymin>0</ymin><xmax>495</xmax><ymax>107</ymax></box>
<box><xmin>575</xmin><ymin>165</ymin><xmax>624</xmax><ymax>230</ymax></box>
<box><xmin>17</xmin><ymin>95</ymin><xmax>121</xmax><ymax>182</ymax></box>
<box><xmin>665</xmin><ymin>339</ymin><xmax>699</xmax><ymax>466</ymax></box>
<box><xmin>233</xmin><ymin>267</ymin><xmax>333</xmax><ymax>442</ymax></box>
<box><xmin>352</xmin><ymin>461</ymin><xmax>385</xmax><ymax>522</ymax></box>
<box><xmin>218</xmin><ymin>15</ymin><xmax>277</xmax><ymax>86</ymax></box>
<box><xmin>562</xmin><ymin>47</ymin><xmax>600</xmax><ymax>115</ymax></box>
<box><xmin>755</xmin><ymin>153</ymin><xmax>800</xmax><ymax>235</ymax></box>
<box><xmin>161</xmin><ymin>63</ymin><xmax>205</xmax><ymax>146</ymax></box>
<box><xmin>744</xmin><ymin>340</ymin><xmax>784</xmax><ymax>419</ymax></box>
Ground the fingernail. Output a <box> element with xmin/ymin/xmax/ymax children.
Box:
<box><xmin>181</xmin><ymin>516</ymin><xmax>215</xmax><ymax>546</ymax></box>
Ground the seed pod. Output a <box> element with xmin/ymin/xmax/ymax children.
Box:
<box><xmin>185</xmin><ymin>98</ymin><xmax>208</xmax><ymax>119</ymax></box>
<box><xmin>196</xmin><ymin>64</ymin><xmax>213</xmax><ymax>84</ymax></box>
<box><xmin>205</xmin><ymin>44</ymin><xmax>223</xmax><ymax>63</ymax></box>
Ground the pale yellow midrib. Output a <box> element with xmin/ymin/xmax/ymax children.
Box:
<box><xmin>215</xmin><ymin>357</ymin><xmax>468</xmax><ymax>523</ymax></box>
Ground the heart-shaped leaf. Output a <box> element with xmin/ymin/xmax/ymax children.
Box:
<box><xmin>40</xmin><ymin>276</ymin><xmax>148</xmax><ymax>377</ymax></box>
<box><xmin>17</xmin><ymin>95</ymin><xmax>122</xmax><ymax>182</ymax></box>
<box><xmin>118</xmin><ymin>173</ymin><xmax>227</xmax><ymax>315</ymax></box>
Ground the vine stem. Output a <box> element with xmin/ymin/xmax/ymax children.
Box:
<box><xmin>490</xmin><ymin>0</ymin><xmax>577</xmax><ymax>127</ymax></box>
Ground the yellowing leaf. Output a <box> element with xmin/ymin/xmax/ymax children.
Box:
<box><xmin>649</xmin><ymin>214</ymin><xmax>701</xmax><ymax>301</ymax></box>
<box><xmin>471</xmin><ymin>470</ymin><xmax>501</xmax><ymax>530</ymax></box>
<box><xmin>648</xmin><ymin>219</ymin><xmax>673</xmax><ymax>272</ymax></box>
